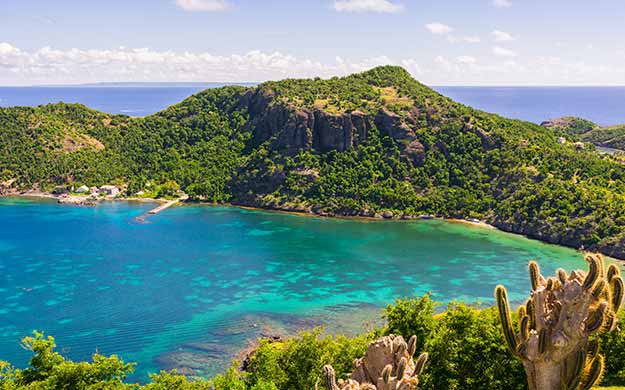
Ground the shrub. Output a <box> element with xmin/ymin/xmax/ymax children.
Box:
<box><xmin>1</xmin><ymin>331</ymin><xmax>135</xmax><ymax>389</ymax></box>
<box><xmin>420</xmin><ymin>303</ymin><xmax>526</xmax><ymax>390</ymax></box>
<box><xmin>383</xmin><ymin>293</ymin><xmax>438</xmax><ymax>353</ymax></box>
<box><xmin>598</xmin><ymin>308</ymin><xmax>625</xmax><ymax>386</ymax></box>
<box><xmin>245</xmin><ymin>328</ymin><xmax>374</xmax><ymax>390</ymax></box>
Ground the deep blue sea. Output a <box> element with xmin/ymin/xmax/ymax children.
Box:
<box><xmin>0</xmin><ymin>84</ymin><xmax>250</xmax><ymax>118</ymax></box>
<box><xmin>435</xmin><ymin>86</ymin><xmax>625</xmax><ymax>126</ymax></box>
<box><xmin>1</xmin><ymin>84</ymin><xmax>624</xmax><ymax>126</ymax></box>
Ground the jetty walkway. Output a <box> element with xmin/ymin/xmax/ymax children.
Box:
<box><xmin>147</xmin><ymin>194</ymin><xmax>189</xmax><ymax>215</ymax></box>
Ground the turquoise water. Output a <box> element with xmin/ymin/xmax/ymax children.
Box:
<box><xmin>0</xmin><ymin>197</ymin><xmax>591</xmax><ymax>380</ymax></box>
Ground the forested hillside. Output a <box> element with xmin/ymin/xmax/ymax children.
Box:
<box><xmin>542</xmin><ymin>116</ymin><xmax>625</xmax><ymax>150</ymax></box>
<box><xmin>2</xmin><ymin>66</ymin><xmax>625</xmax><ymax>258</ymax></box>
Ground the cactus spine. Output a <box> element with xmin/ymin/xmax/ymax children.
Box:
<box><xmin>323</xmin><ymin>335</ymin><xmax>428</xmax><ymax>390</ymax></box>
<box><xmin>495</xmin><ymin>254</ymin><xmax>623</xmax><ymax>390</ymax></box>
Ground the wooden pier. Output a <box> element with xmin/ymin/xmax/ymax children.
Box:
<box><xmin>147</xmin><ymin>194</ymin><xmax>188</xmax><ymax>215</ymax></box>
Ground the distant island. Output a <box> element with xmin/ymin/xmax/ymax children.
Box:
<box><xmin>2</xmin><ymin>66</ymin><xmax>625</xmax><ymax>259</ymax></box>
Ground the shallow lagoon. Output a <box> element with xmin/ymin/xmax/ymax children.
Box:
<box><xmin>0</xmin><ymin>197</ymin><xmax>591</xmax><ymax>380</ymax></box>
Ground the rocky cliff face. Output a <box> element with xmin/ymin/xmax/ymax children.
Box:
<box><xmin>490</xmin><ymin>217</ymin><xmax>625</xmax><ymax>260</ymax></box>
<box><xmin>237</xmin><ymin>89</ymin><xmax>425</xmax><ymax>164</ymax></box>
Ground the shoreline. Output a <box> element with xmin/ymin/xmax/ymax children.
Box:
<box><xmin>2</xmin><ymin>191</ymin><xmax>624</xmax><ymax>263</ymax></box>
<box><xmin>4</xmin><ymin>190</ymin><xmax>167</xmax><ymax>205</ymax></box>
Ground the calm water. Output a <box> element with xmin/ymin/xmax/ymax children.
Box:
<box><xmin>0</xmin><ymin>84</ymin><xmax>250</xmax><ymax>117</ymax></box>
<box><xmin>436</xmin><ymin>86</ymin><xmax>625</xmax><ymax>126</ymax></box>
<box><xmin>0</xmin><ymin>197</ymin><xmax>592</xmax><ymax>381</ymax></box>
<box><xmin>1</xmin><ymin>85</ymin><xmax>624</xmax><ymax>126</ymax></box>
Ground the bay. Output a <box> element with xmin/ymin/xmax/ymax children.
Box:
<box><xmin>0</xmin><ymin>197</ymin><xmax>590</xmax><ymax>380</ymax></box>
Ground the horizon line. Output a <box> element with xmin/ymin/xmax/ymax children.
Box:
<box><xmin>3</xmin><ymin>82</ymin><xmax>625</xmax><ymax>88</ymax></box>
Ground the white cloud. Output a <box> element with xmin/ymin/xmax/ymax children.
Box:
<box><xmin>448</xmin><ymin>35</ymin><xmax>481</xmax><ymax>44</ymax></box>
<box><xmin>425</xmin><ymin>22</ymin><xmax>453</xmax><ymax>35</ymax></box>
<box><xmin>1</xmin><ymin>42</ymin><xmax>624</xmax><ymax>87</ymax></box>
<box><xmin>493</xmin><ymin>46</ymin><xmax>518</xmax><ymax>57</ymax></box>
<box><xmin>492</xmin><ymin>30</ymin><xmax>515</xmax><ymax>42</ymax></box>
<box><xmin>0</xmin><ymin>42</ymin><xmax>18</xmax><ymax>56</ymax></box>
<box><xmin>175</xmin><ymin>0</ymin><xmax>231</xmax><ymax>12</ymax></box>
<box><xmin>493</xmin><ymin>0</ymin><xmax>512</xmax><ymax>8</ymax></box>
<box><xmin>426</xmin><ymin>24</ymin><xmax>479</xmax><ymax>44</ymax></box>
<box><xmin>333</xmin><ymin>0</ymin><xmax>403</xmax><ymax>13</ymax></box>
<box><xmin>0</xmin><ymin>43</ymin><xmax>402</xmax><ymax>85</ymax></box>
<box><xmin>457</xmin><ymin>56</ymin><xmax>477</xmax><ymax>64</ymax></box>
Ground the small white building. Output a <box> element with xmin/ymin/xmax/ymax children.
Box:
<box><xmin>75</xmin><ymin>185</ymin><xmax>90</xmax><ymax>194</ymax></box>
<box><xmin>557</xmin><ymin>137</ymin><xmax>566</xmax><ymax>145</ymax></box>
<box><xmin>99</xmin><ymin>185</ymin><xmax>120</xmax><ymax>196</ymax></box>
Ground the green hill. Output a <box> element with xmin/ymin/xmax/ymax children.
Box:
<box><xmin>3</xmin><ymin>66</ymin><xmax>625</xmax><ymax>258</ymax></box>
<box><xmin>542</xmin><ymin>116</ymin><xmax>625</xmax><ymax>150</ymax></box>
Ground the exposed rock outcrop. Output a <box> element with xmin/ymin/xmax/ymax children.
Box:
<box><xmin>238</xmin><ymin>89</ymin><xmax>423</xmax><ymax>163</ymax></box>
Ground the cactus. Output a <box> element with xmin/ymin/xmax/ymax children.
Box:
<box><xmin>495</xmin><ymin>254</ymin><xmax>623</xmax><ymax>390</ymax></box>
<box><xmin>322</xmin><ymin>335</ymin><xmax>428</xmax><ymax>390</ymax></box>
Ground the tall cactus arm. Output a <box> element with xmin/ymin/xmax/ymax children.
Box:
<box><xmin>606</xmin><ymin>264</ymin><xmax>620</xmax><ymax>283</ymax></box>
<box><xmin>610</xmin><ymin>274</ymin><xmax>624</xmax><ymax>313</ymax></box>
<box><xmin>529</xmin><ymin>261</ymin><xmax>542</xmax><ymax>291</ymax></box>
<box><xmin>495</xmin><ymin>285</ymin><xmax>519</xmax><ymax>355</ymax></box>
<box><xmin>579</xmin><ymin>354</ymin><xmax>605</xmax><ymax>390</ymax></box>
<box><xmin>323</xmin><ymin>365</ymin><xmax>340</xmax><ymax>390</ymax></box>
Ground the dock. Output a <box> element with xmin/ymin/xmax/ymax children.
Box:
<box><xmin>147</xmin><ymin>194</ymin><xmax>188</xmax><ymax>215</ymax></box>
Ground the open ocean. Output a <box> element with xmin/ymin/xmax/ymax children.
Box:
<box><xmin>0</xmin><ymin>84</ymin><xmax>624</xmax><ymax>126</ymax></box>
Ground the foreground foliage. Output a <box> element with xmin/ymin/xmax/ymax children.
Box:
<box><xmin>1</xmin><ymin>298</ymin><xmax>624</xmax><ymax>389</ymax></box>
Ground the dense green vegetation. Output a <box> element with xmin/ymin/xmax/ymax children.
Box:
<box><xmin>1</xmin><ymin>298</ymin><xmax>623</xmax><ymax>389</ymax></box>
<box><xmin>3</xmin><ymin>66</ymin><xmax>625</xmax><ymax>257</ymax></box>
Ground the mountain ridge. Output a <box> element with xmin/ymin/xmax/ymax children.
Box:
<box><xmin>2</xmin><ymin>66</ymin><xmax>625</xmax><ymax>259</ymax></box>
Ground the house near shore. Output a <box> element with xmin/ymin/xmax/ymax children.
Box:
<box><xmin>53</xmin><ymin>185</ymin><xmax>69</xmax><ymax>195</ymax></box>
<box><xmin>75</xmin><ymin>185</ymin><xmax>90</xmax><ymax>194</ymax></box>
<box><xmin>99</xmin><ymin>185</ymin><xmax>120</xmax><ymax>196</ymax></box>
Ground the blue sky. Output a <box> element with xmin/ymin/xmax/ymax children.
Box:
<box><xmin>1</xmin><ymin>0</ymin><xmax>624</xmax><ymax>85</ymax></box>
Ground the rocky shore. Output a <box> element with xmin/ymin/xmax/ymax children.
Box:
<box><xmin>230</xmin><ymin>199</ymin><xmax>625</xmax><ymax>262</ymax></box>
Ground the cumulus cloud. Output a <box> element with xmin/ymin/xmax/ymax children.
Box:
<box><xmin>493</xmin><ymin>0</ymin><xmax>512</xmax><ymax>8</ymax></box>
<box><xmin>1</xmin><ymin>42</ymin><xmax>624</xmax><ymax>86</ymax></box>
<box><xmin>448</xmin><ymin>35</ymin><xmax>481</xmax><ymax>44</ymax></box>
<box><xmin>333</xmin><ymin>0</ymin><xmax>403</xmax><ymax>13</ymax></box>
<box><xmin>425</xmin><ymin>22</ymin><xmax>453</xmax><ymax>35</ymax></box>
<box><xmin>175</xmin><ymin>0</ymin><xmax>231</xmax><ymax>12</ymax></box>
<box><xmin>492</xmin><ymin>30</ymin><xmax>515</xmax><ymax>42</ymax></box>
<box><xmin>457</xmin><ymin>55</ymin><xmax>477</xmax><ymax>64</ymax></box>
<box><xmin>493</xmin><ymin>46</ymin><xmax>518</xmax><ymax>57</ymax></box>
<box><xmin>0</xmin><ymin>42</ymin><xmax>18</xmax><ymax>56</ymax></box>
<box><xmin>426</xmin><ymin>23</ymin><xmax>480</xmax><ymax>44</ymax></box>
<box><xmin>0</xmin><ymin>43</ymin><xmax>406</xmax><ymax>85</ymax></box>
